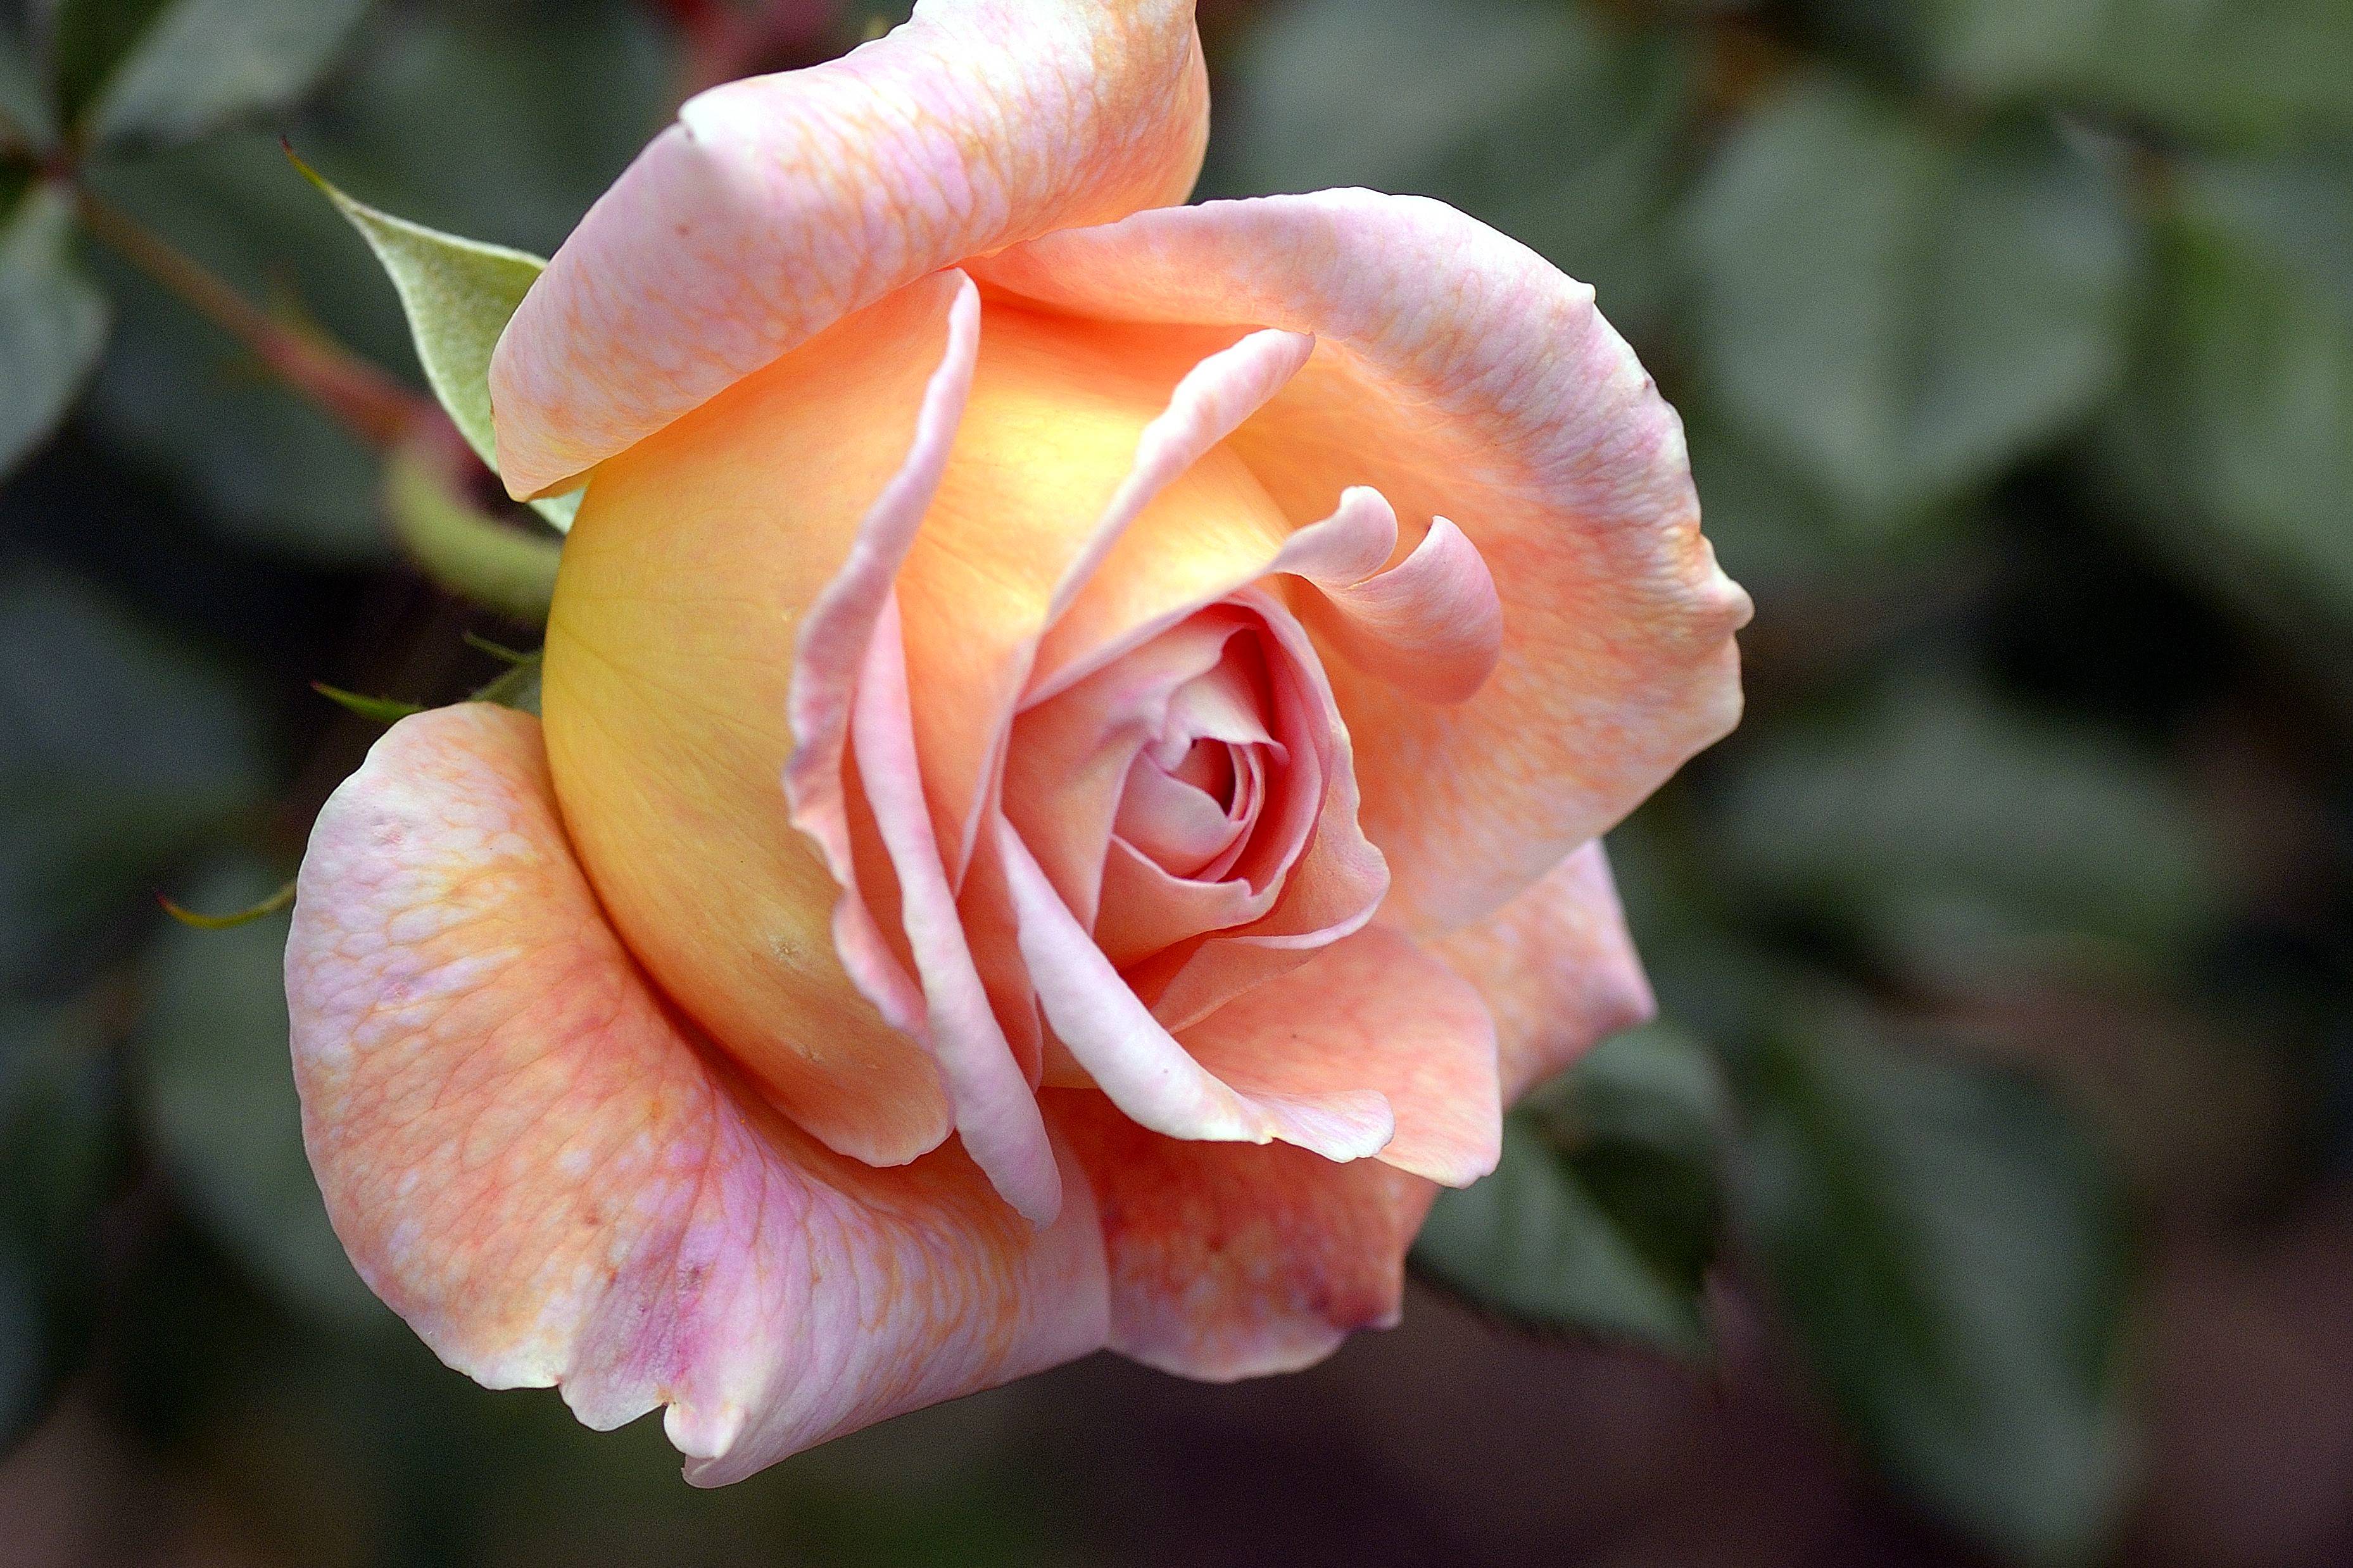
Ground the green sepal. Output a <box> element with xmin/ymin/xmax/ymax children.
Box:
<box><xmin>158</xmin><ymin>877</ymin><xmax>294</xmax><ymax>931</ymax></box>
<box><xmin>291</xmin><ymin>149</ymin><xmax>580</xmax><ymax>531</ymax></box>
<box><xmin>1412</xmin><ymin>1025</ymin><xmax>1729</xmax><ymax>1362</ymax></box>
<box><xmin>310</xmin><ymin>681</ymin><xmax>422</xmax><ymax>724</ymax></box>
<box><xmin>470</xmin><ymin>648</ymin><xmax>542</xmax><ymax>716</ymax></box>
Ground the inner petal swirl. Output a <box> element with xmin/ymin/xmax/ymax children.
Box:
<box><xmin>548</xmin><ymin>280</ymin><xmax>1511</xmax><ymax>1226</ymax></box>
<box><xmin>833</xmin><ymin>298</ymin><xmax>1506</xmax><ymax>1199</ymax></box>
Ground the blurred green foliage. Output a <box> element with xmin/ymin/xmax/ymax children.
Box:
<box><xmin>139</xmin><ymin>855</ymin><xmax>386</xmax><ymax>1329</ymax></box>
<box><xmin>1</xmin><ymin>1</ymin><xmax>2349</xmax><ymax>1565</ymax></box>
<box><xmin>1730</xmin><ymin>1012</ymin><xmax>2131</xmax><ymax>1564</ymax></box>
<box><xmin>1416</xmin><ymin>1025</ymin><xmax>1728</xmax><ymax>1360</ymax></box>
<box><xmin>0</xmin><ymin>1001</ymin><xmax>118</xmax><ymax>1445</ymax></box>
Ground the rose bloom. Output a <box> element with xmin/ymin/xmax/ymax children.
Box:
<box><xmin>285</xmin><ymin>0</ymin><xmax>1748</xmax><ymax>1483</ymax></box>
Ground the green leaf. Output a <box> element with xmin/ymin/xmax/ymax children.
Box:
<box><xmin>1682</xmin><ymin>81</ymin><xmax>2134</xmax><ymax>521</ymax></box>
<box><xmin>1535</xmin><ymin>1024</ymin><xmax>1729</xmax><ymax>1298</ymax></box>
<box><xmin>0</xmin><ymin>566</ymin><xmax>268</xmax><ymax>991</ymax></box>
<box><xmin>300</xmin><ymin>156</ymin><xmax>579</xmax><ymax>530</ymax></box>
<box><xmin>2095</xmin><ymin>151</ymin><xmax>2353</xmax><ymax>625</ymax></box>
<box><xmin>1923</xmin><ymin>0</ymin><xmax>2353</xmax><ymax>149</ymax></box>
<box><xmin>56</xmin><ymin>0</ymin><xmax>372</xmax><ymax>150</ymax></box>
<box><xmin>1731</xmin><ymin>1018</ymin><xmax>2131</xmax><ymax>1564</ymax></box>
<box><xmin>0</xmin><ymin>16</ymin><xmax>54</xmax><ymax>153</ymax></box>
<box><xmin>1413</xmin><ymin>1025</ymin><xmax>1727</xmax><ymax>1359</ymax></box>
<box><xmin>138</xmin><ymin>856</ymin><xmax>389</xmax><ymax>1331</ymax></box>
<box><xmin>1717</xmin><ymin>674</ymin><xmax>2224</xmax><ymax>986</ymax></box>
<box><xmin>1212</xmin><ymin>0</ymin><xmax>1693</xmax><ymax>341</ymax></box>
<box><xmin>0</xmin><ymin>1003</ymin><xmax>119</xmax><ymax>1452</ymax></box>
<box><xmin>0</xmin><ymin>182</ymin><xmax>110</xmax><ymax>481</ymax></box>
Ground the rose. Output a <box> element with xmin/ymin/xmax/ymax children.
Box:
<box><xmin>284</xmin><ymin>0</ymin><xmax>1748</xmax><ymax>1483</ymax></box>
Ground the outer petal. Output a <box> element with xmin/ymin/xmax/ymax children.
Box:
<box><xmin>285</xmin><ymin>705</ymin><xmax>1108</xmax><ymax>1483</ymax></box>
<box><xmin>545</xmin><ymin>273</ymin><xmax>968</xmax><ymax>1168</ymax></box>
<box><xmin>1431</xmin><ymin>841</ymin><xmax>1655</xmax><ymax>1101</ymax></box>
<box><xmin>491</xmin><ymin>0</ymin><xmax>1211</xmax><ymax>496</ymax></box>
<box><xmin>1046</xmin><ymin>1088</ymin><xmax>1439</xmax><ymax>1381</ymax></box>
<box><xmin>1035</xmin><ymin>867</ymin><xmax>1626</xmax><ymax>1388</ymax></box>
<box><xmin>975</xmin><ymin>192</ymin><xmax>1753</xmax><ymax>934</ymax></box>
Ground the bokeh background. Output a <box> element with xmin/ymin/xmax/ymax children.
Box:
<box><xmin>3</xmin><ymin>1</ymin><xmax>2350</xmax><ymax>1564</ymax></box>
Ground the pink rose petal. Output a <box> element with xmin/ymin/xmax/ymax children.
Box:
<box><xmin>995</xmin><ymin>814</ymin><xmax>1395</xmax><ymax>1165</ymax></box>
<box><xmin>545</xmin><ymin>272</ymin><xmax>973</xmax><ymax>1169</ymax></box>
<box><xmin>1432</xmin><ymin>840</ymin><xmax>1656</xmax><ymax>1100</ymax></box>
<box><xmin>286</xmin><ymin>705</ymin><xmax>1108</xmax><ymax>1483</ymax></box>
<box><xmin>1047</xmin><ymin>1089</ymin><xmax>1434</xmax><ymax>1381</ymax></box>
<box><xmin>491</xmin><ymin>0</ymin><xmax>1210</xmax><ymax>496</ymax></box>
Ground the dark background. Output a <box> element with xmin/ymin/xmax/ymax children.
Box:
<box><xmin>3</xmin><ymin>1</ymin><xmax>2349</xmax><ymax>1564</ymax></box>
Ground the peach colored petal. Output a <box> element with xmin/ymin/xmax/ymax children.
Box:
<box><xmin>1036</xmin><ymin>482</ymin><xmax>1503</xmax><ymax>711</ymax></box>
<box><xmin>769</xmin><ymin>269</ymin><xmax>999</xmax><ymax>1132</ymax></box>
<box><xmin>1047</xmin><ymin>1088</ymin><xmax>1438</xmax><ymax>1381</ymax></box>
<box><xmin>545</xmin><ymin>275</ymin><xmax>968</xmax><ymax>1169</ymax></box>
<box><xmin>1290</xmin><ymin>513</ymin><xmax>1503</xmax><ymax>706</ymax></box>
<box><xmin>975</xmin><ymin>192</ymin><xmax>1752</xmax><ymax>935</ymax></box>
<box><xmin>1182</xmin><ymin>927</ymin><xmax>1501</xmax><ymax>1188</ymax></box>
<box><xmin>1092</xmin><ymin>840</ymin><xmax>1268</xmax><ymax>969</ymax></box>
<box><xmin>1255</xmin><ymin>484</ymin><xmax>1400</xmax><ymax>584</ymax></box>
<box><xmin>1035</xmin><ymin>328</ymin><xmax>1316</xmax><ymax>642</ymax></box>
<box><xmin>954</xmin><ymin>831</ymin><xmax>1045</xmax><ymax>1081</ymax></box>
<box><xmin>1431</xmin><ymin>841</ymin><xmax>1655</xmax><ymax>1101</ymax></box>
<box><xmin>996</xmin><ymin>816</ymin><xmax>1395</xmax><ymax>1165</ymax></box>
<box><xmin>850</xmin><ymin>593</ymin><xmax>1061</xmax><ymax>1223</ymax></box>
<box><xmin>285</xmin><ymin>706</ymin><xmax>1107</xmax><ymax>1484</ymax></box>
<box><xmin>490</xmin><ymin>0</ymin><xmax>1210</xmax><ymax>496</ymax></box>
<box><xmin>785</xmin><ymin>273</ymin><xmax>978</xmax><ymax>906</ymax></box>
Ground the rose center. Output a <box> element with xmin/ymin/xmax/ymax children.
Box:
<box><xmin>1170</xmin><ymin>737</ymin><xmax>1237</xmax><ymax>813</ymax></box>
<box><xmin>1095</xmin><ymin>618</ymin><xmax>1308</xmax><ymax>899</ymax></box>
